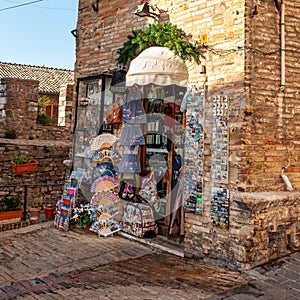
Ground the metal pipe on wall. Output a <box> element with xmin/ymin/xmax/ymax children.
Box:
<box><xmin>280</xmin><ymin>1</ymin><xmax>285</xmax><ymax>90</ymax></box>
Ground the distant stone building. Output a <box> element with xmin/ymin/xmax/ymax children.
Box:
<box><xmin>0</xmin><ymin>62</ymin><xmax>74</xmax><ymax>139</ymax></box>
<box><xmin>0</xmin><ymin>62</ymin><xmax>75</xmax><ymax>212</ymax></box>
<box><xmin>74</xmin><ymin>0</ymin><xmax>300</xmax><ymax>271</ymax></box>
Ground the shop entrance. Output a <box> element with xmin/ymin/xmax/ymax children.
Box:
<box><xmin>138</xmin><ymin>84</ymin><xmax>186</xmax><ymax>241</ymax></box>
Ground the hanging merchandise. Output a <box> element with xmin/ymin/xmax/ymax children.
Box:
<box><xmin>210</xmin><ymin>187</ymin><xmax>230</xmax><ymax>229</ymax></box>
<box><xmin>118</xmin><ymin>179</ymin><xmax>136</xmax><ymax>201</ymax></box>
<box><xmin>90</xmin><ymin>133</ymin><xmax>117</xmax><ymax>151</ymax></box>
<box><xmin>119</xmin><ymin>145</ymin><xmax>141</xmax><ymax>173</ymax></box>
<box><xmin>181</xmin><ymin>84</ymin><xmax>205</xmax><ymax>214</ymax></box>
<box><xmin>121</xmin><ymin>87</ymin><xmax>147</xmax><ymax>124</ymax></box>
<box><xmin>120</xmin><ymin>123</ymin><xmax>145</xmax><ymax>146</ymax></box>
<box><xmin>71</xmin><ymin>133</ymin><xmax>121</xmax><ymax>237</ymax></box>
<box><xmin>105</xmin><ymin>101</ymin><xmax>122</xmax><ymax>125</ymax></box>
<box><xmin>211</xmin><ymin>95</ymin><xmax>229</xmax><ymax>184</ymax></box>
<box><xmin>137</xmin><ymin>172</ymin><xmax>160</xmax><ymax>207</ymax></box>
<box><xmin>91</xmin><ymin>176</ymin><xmax>119</xmax><ymax>193</ymax></box>
<box><xmin>90</xmin><ymin>190</ymin><xmax>120</xmax><ymax>211</ymax></box>
<box><xmin>111</xmin><ymin>68</ymin><xmax>127</xmax><ymax>87</ymax></box>
<box><xmin>92</xmin><ymin>161</ymin><xmax>117</xmax><ymax>179</ymax></box>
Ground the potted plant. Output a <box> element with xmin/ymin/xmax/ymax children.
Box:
<box><xmin>44</xmin><ymin>203</ymin><xmax>56</xmax><ymax>220</ymax></box>
<box><xmin>0</xmin><ymin>194</ymin><xmax>22</xmax><ymax>225</ymax></box>
<box><xmin>11</xmin><ymin>154</ymin><xmax>39</xmax><ymax>175</ymax></box>
<box><xmin>72</xmin><ymin>204</ymin><xmax>93</xmax><ymax>231</ymax></box>
<box><xmin>28</xmin><ymin>203</ymin><xmax>41</xmax><ymax>221</ymax></box>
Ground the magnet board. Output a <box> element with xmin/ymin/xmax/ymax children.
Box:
<box><xmin>210</xmin><ymin>187</ymin><xmax>229</xmax><ymax>230</ymax></box>
<box><xmin>212</xmin><ymin>95</ymin><xmax>229</xmax><ymax>184</ymax></box>
<box><xmin>182</xmin><ymin>84</ymin><xmax>205</xmax><ymax>213</ymax></box>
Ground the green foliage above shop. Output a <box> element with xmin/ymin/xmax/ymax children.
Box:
<box><xmin>117</xmin><ymin>22</ymin><xmax>200</xmax><ymax>66</ymax></box>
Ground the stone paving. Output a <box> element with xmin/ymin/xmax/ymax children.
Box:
<box><xmin>0</xmin><ymin>222</ymin><xmax>299</xmax><ymax>299</ymax></box>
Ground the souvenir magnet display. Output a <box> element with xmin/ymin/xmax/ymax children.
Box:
<box><xmin>182</xmin><ymin>84</ymin><xmax>205</xmax><ymax>214</ymax></box>
<box><xmin>212</xmin><ymin>95</ymin><xmax>229</xmax><ymax>184</ymax></box>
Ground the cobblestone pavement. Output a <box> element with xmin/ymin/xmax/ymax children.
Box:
<box><xmin>0</xmin><ymin>222</ymin><xmax>299</xmax><ymax>300</ymax></box>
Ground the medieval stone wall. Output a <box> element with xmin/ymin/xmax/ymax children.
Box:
<box><xmin>0</xmin><ymin>138</ymin><xmax>72</xmax><ymax>208</ymax></box>
<box><xmin>0</xmin><ymin>78</ymin><xmax>74</xmax><ymax>141</ymax></box>
<box><xmin>0</xmin><ymin>78</ymin><xmax>74</xmax><ymax>213</ymax></box>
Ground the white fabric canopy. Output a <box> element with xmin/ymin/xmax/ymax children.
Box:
<box><xmin>126</xmin><ymin>46</ymin><xmax>188</xmax><ymax>87</ymax></box>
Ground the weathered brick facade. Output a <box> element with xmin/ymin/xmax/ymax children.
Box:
<box><xmin>75</xmin><ymin>0</ymin><xmax>300</xmax><ymax>270</ymax></box>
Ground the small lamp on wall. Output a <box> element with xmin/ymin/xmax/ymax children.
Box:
<box><xmin>134</xmin><ymin>2</ymin><xmax>161</xmax><ymax>20</ymax></box>
<box><xmin>71</xmin><ymin>29</ymin><xmax>77</xmax><ymax>38</ymax></box>
<box><xmin>90</xmin><ymin>0</ymin><xmax>99</xmax><ymax>12</ymax></box>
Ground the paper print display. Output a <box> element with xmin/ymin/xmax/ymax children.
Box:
<box><xmin>181</xmin><ymin>84</ymin><xmax>205</xmax><ymax>214</ymax></box>
<box><xmin>54</xmin><ymin>177</ymin><xmax>79</xmax><ymax>232</ymax></box>
<box><xmin>211</xmin><ymin>187</ymin><xmax>229</xmax><ymax>230</ymax></box>
<box><xmin>212</xmin><ymin>95</ymin><xmax>229</xmax><ymax>184</ymax></box>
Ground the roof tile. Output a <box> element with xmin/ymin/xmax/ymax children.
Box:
<box><xmin>0</xmin><ymin>62</ymin><xmax>74</xmax><ymax>94</ymax></box>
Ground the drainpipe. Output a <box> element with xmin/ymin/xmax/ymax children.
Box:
<box><xmin>279</xmin><ymin>1</ymin><xmax>293</xmax><ymax>190</ymax></box>
<box><xmin>280</xmin><ymin>0</ymin><xmax>285</xmax><ymax>91</ymax></box>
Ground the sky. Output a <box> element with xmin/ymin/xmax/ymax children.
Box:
<box><xmin>0</xmin><ymin>0</ymin><xmax>78</xmax><ymax>70</ymax></box>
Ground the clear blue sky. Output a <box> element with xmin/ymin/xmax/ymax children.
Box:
<box><xmin>0</xmin><ymin>0</ymin><xmax>78</xmax><ymax>70</ymax></box>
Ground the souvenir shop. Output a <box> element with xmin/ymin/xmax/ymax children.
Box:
<box><xmin>54</xmin><ymin>47</ymin><xmax>212</xmax><ymax>242</ymax></box>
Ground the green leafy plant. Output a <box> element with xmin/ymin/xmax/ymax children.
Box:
<box><xmin>77</xmin><ymin>211</ymin><xmax>92</xmax><ymax>229</ymax></box>
<box><xmin>0</xmin><ymin>194</ymin><xmax>22</xmax><ymax>212</ymax></box>
<box><xmin>31</xmin><ymin>202</ymin><xmax>41</xmax><ymax>209</ymax></box>
<box><xmin>72</xmin><ymin>204</ymin><xmax>93</xmax><ymax>229</ymax></box>
<box><xmin>117</xmin><ymin>22</ymin><xmax>200</xmax><ymax>66</ymax></box>
<box><xmin>37</xmin><ymin>95</ymin><xmax>55</xmax><ymax>125</ymax></box>
<box><xmin>37</xmin><ymin>113</ymin><xmax>55</xmax><ymax>125</ymax></box>
<box><xmin>12</xmin><ymin>154</ymin><xmax>30</xmax><ymax>164</ymax></box>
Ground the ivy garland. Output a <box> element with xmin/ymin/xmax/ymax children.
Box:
<box><xmin>116</xmin><ymin>22</ymin><xmax>200</xmax><ymax>66</ymax></box>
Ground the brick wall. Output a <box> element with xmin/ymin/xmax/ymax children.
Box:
<box><xmin>241</xmin><ymin>0</ymin><xmax>300</xmax><ymax>192</ymax></box>
<box><xmin>75</xmin><ymin>0</ymin><xmax>300</xmax><ymax>270</ymax></box>
<box><xmin>75</xmin><ymin>0</ymin><xmax>148</xmax><ymax>81</ymax></box>
<box><xmin>183</xmin><ymin>0</ymin><xmax>300</xmax><ymax>270</ymax></box>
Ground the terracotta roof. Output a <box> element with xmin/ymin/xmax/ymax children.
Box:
<box><xmin>0</xmin><ymin>62</ymin><xmax>74</xmax><ymax>94</ymax></box>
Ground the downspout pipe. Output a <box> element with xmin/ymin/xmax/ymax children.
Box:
<box><xmin>279</xmin><ymin>0</ymin><xmax>292</xmax><ymax>191</ymax></box>
<box><xmin>280</xmin><ymin>1</ymin><xmax>285</xmax><ymax>91</ymax></box>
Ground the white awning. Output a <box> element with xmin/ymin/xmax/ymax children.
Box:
<box><xmin>126</xmin><ymin>46</ymin><xmax>188</xmax><ymax>87</ymax></box>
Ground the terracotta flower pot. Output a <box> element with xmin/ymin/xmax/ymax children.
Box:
<box><xmin>29</xmin><ymin>208</ymin><xmax>40</xmax><ymax>221</ymax></box>
<box><xmin>11</xmin><ymin>160</ymin><xmax>39</xmax><ymax>175</ymax></box>
<box><xmin>44</xmin><ymin>206</ymin><xmax>55</xmax><ymax>220</ymax></box>
<box><xmin>0</xmin><ymin>210</ymin><xmax>22</xmax><ymax>225</ymax></box>
<box><xmin>84</xmin><ymin>226</ymin><xmax>91</xmax><ymax>232</ymax></box>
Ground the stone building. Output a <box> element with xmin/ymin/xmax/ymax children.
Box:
<box><xmin>0</xmin><ymin>62</ymin><xmax>75</xmax><ymax>212</ymax></box>
<box><xmin>74</xmin><ymin>0</ymin><xmax>300</xmax><ymax>271</ymax></box>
